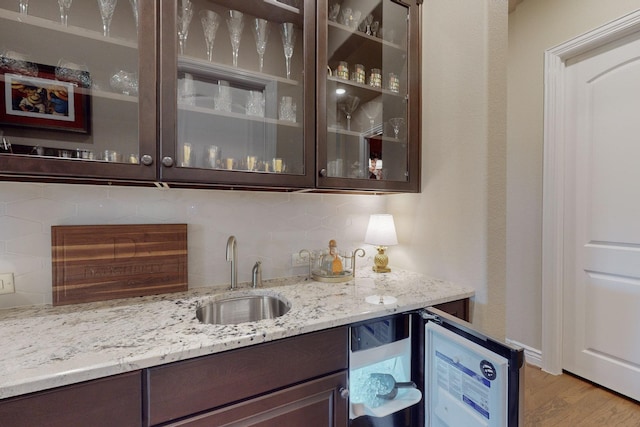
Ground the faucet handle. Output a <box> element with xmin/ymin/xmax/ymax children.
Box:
<box><xmin>252</xmin><ymin>261</ymin><xmax>262</xmax><ymax>288</ymax></box>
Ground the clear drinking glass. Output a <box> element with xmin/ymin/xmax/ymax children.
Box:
<box><xmin>389</xmin><ymin>117</ymin><xmax>405</xmax><ymax>139</ymax></box>
<box><xmin>58</xmin><ymin>0</ymin><xmax>72</xmax><ymax>26</ymax></box>
<box><xmin>338</xmin><ymin>95</ymin><xmax>360</xmax><ymax>131</ymax></box>
<box><xmin>199</xmin><ymin>10</ymin><xmax>220</xmax><ymax>62</ymax></box>
<box><xmin>252</xmin><ymin>18</ymin><xmax>270</xmax><ymax>73</ymax></box>
<box><xmin>177</xmin><ymin>0</ymin><xmax>194</xmax><ymax>55</ymax></box>
<box><xmin>281</xmin><ymin>22</ymin><xmax>296</xmax><ymax>79</ymax></box>
<box><xmin>129</xmin><ymin>0</ymin><xmax>139</xmax><ymax>31</ymax></box>
<box><xmin>97</xmin><ymin>0</ymin><xmax>118</xmax><ymax>37</ymax></box>
<box><xmin>18</xmin><ymin>0</ymin><xmax>28</xmax><ymax>15</ymax></box>
<box><xmin>226</xmin><ymin>10</ymin><xmax>244</xmax><ymax>67</ymax></box>
<box><xmin>361</xmin><ymin>102</ymin><xmax>382</xmax><ymax>130</ymax></box>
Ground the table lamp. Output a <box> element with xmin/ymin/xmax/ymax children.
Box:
<box><xmin>364</xmin><ymin>214</ymin><xmax>398</xmax><ymax>273</ymax></box>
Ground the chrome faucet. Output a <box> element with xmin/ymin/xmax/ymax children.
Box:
<box><xmin>226</xmin><ymin>235</ymin><xmax>237</xmax><ymax>289</ymax></box>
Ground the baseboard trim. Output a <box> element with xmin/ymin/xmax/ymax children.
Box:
<box><xmin>506</xmin><ymin>338</ymin><xmax>542</xmax><ymax>368</ymax></box>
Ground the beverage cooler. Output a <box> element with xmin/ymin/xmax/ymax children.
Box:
<box><xmin>348</xmin><ymin>308</ymin><xmax>525</xmax><ymax>427</ymax></box>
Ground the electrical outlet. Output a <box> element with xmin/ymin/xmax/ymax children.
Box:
<box><xmin>291</xmin><ymin>252</ymin><xmax>309</xmax><ymax>267</ymax></box>
<box><xmin>0</xmin><ymin>273</ymin><xmax>15</xmax><ymax>295</ymax></box>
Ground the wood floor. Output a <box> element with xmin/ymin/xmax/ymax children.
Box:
<box><xmin>524</xmin><ymin>364</ymin><xmax>640</xmax><ymax>426</ymax></box>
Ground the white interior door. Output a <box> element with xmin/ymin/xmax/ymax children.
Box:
<box><xmin>562</xmin><ymin>30</ymin><xmax>640</xmax><ymax>401</ymax></box>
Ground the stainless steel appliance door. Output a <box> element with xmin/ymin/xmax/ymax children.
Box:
<box><xmin>422</xmin><ymin>308</ymin><xmax>524</xmax><ymax>427</ymax></box>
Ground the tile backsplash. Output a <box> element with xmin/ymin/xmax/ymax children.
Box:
<box><xmin>0</xmin><ymin>182</ymin><xmax>385</xmax><ymax>308</ymax></box>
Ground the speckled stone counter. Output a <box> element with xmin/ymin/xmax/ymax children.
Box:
<box><xmin>0</xmin><ymin>269</ymin><xmax>473</xmax><ymax>399</ymax></box>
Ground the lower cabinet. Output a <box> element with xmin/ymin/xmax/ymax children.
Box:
<box><xmin>163</xmin><ymin>371</ymin><xmax>348</xmax><ymax>427</ymax></box>
<box><xmin>0</xmin><ymin>371</ymin><xmax>142</xmax><ymax>427</ymax></box>
<box><xmin>144</xmin><ymin>327</ymin><xmax>349</xmax><ymax>427</ymax></box>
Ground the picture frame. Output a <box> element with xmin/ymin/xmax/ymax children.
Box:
<box><xmin>0</xmin><ymin>60</ymin><xmax>91</xmax><ymax>134</ymax></box>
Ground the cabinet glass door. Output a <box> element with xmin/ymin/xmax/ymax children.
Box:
<box><xmin>0</xmin><ymin>0</ymin><xmax>156</xmax><ymax>181</ymax></box>
<box><xmin>160</xmin><ymin>0</ymin><xmax>314</xmax><ymax>188</ymax></box>
<box><xmin>319</xmin><ymin>0</ymin><xmax>419</xmax><ymax>192</ymax></box>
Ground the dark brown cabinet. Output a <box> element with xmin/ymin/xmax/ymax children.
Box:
<box><xmin>0</xmin><ymin>371</ymin><xmax>142</xmax><ymax>427</ymax></box>
<box><xmin>145</xmin><ymin>327</ymin><xmax>349</xmax><ymax>426</ymax></box>
<box><xmin>0</xmin><ymin>0</ymin><xmax>420</xmax><ymax>193</ymax></box>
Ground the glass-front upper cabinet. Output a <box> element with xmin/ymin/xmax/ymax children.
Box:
<box><xmin>159</xmin><ymin>0</ymin><xmax>315</xmax><ymax>188</ymax></box>
<box><xmin>318</xmin><ymin>0</ymin><xmax>420</xmax><ymax>192</ymax></box>
<box><xmin>0</xmin><ymin>0</ymin><xmax>157</xmax><ymax>181</ymax></box>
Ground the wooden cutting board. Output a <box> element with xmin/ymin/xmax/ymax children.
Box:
<box><xmin>52</xmin><ymin>224</ymin><xmax>188</xmax><ymax>306</ymax></box>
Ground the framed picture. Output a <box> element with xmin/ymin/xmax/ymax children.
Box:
<box><xmin>0</xmin><ymin>61</ymin><xmax>91</xmax><ymax>134</ymax></box>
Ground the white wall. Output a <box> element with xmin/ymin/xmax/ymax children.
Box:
<box><xmin>506</xmin><ymin>0</ymin><xmax>640</xmax><ymax>350</ymax></box>
<box><xmin>390</xmin><ymin>0</ymin><xmax>508</xmax><ymax>338</ymax></box>
<box><xmin>0</xmin><ymin>182</ymin><xmax>384</xmax><ymax>308</ymax></box>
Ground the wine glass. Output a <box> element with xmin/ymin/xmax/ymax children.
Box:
<box><xmin>129</xmin><ymin>0</ymin><xmax>139</xmax><ymax>31</ymax></box>
<box><xmin>177</xmin><ymin>0</ymin><xmax>193</xmax><ymax>55</ymax></box>
<box><xmin>19</xmin><ymin>0</ymin><xmax>28</xmax><ymax>15</ymax></box>
<box><xmin>200</xmin><ymin>10</ymin><xmax>220</xmax><ymax>62</ymax></box>
<box><xmin>338</xmin><ymin>95</ymin><xmax>360</xmax><ymax>131</ymax></box>
<box><xmin>58</xmin><ymin>0</ymin><xmax>72</xmax><ymax>26</ymax></box>
<box><xmin>226</xmin><ymin>10</ymin><xmax>244</xmax><ymax>67</ymax></box>
<box><xmin>361</xmin><ymin>101</ymin><xmax>382</xmax><ymax>130</ymax></box>
<box><xmin>97</xmin><ymin>0</ymin><xmax>117</xmax><ymax>37</ymax></box>
<box><xmin>281</xmin><ymin>22</ymin><xmax>296</xmax><ymax>79</ymax></box>
<box><xmin>389</xmin><ymin>117</ymin><xmax>405</xmax><ymax>139</ymax></box>
<box><xmin>252</xmin><ymin>18</ymin><xmax>269</xmax><ymax>73</ymax></box>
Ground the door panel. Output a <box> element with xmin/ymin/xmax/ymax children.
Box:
<box><xmin>563</xmin><ymin>30</ymin><xmax>640</xmax><ymax>401</ymax></box>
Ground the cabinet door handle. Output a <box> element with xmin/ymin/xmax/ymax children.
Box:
<box><xmin>162</xmin><ymin>157</ymin><xmax>174</xmax><ymax>167</ymax></box>
<box><xmin>319</xmin><ymin>168</ymin><xmax>327</xmax><ymax>177</ymax></box>
<box><xmin>339</xmin><ymin>387</ymin><xmax>349</xmax><ymax>399</ymax></box>
<box><xmin>140</xmin><ymin>154</ymin><xmax>153</xmax><ymax>166</ymax></box>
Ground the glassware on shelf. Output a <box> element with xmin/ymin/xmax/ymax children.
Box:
<box><xmin>58</xmin><ymin>0</ymin><xmax>72</xmax><ymax>27</ymax></box>
<box><xmin>279</xmin><ymin>96</ymin><xmax>296</xmax><ymax>122</ymax></box>
<box><xmin>252</xmin><ymin>18</ymin><xmax>270</xmax><ymax>73</ymax></box>
<box><xmin>388</xmin><ymin>117</ymin><xmax>405</xmax><ymax>139</ymax></box>
<box><xmin>368</xmin><ymin>68</ymin><xmax>382</xmax><ymax>88</ymax></box>
<box><xmin>339</xmin><ymin>7</ymin><xmax>352</xmax><ymax>26</ymax></box>
<box><xmin>18</xmin><ymin>0</ymin><xmax>28</xmax><ymax>15</ymax></box>
<box><xmin>226</xmin><ymin>10</ymin><xmax>244</xmax><ymax>67</ymax></box>
<box><xmin>338</xmin><ymin>95</ymin><xmax>360</xmax><ymax>131</ymax></box>
<box><xmin>281</xmin><ymin>22</ymin><xmax>296</xmax><ymax>79</ymax></box>
<box><xmin>55</xmin><ymin>59</ymin><xmax>91</xmax><ymax>87</ymax></box>
<box><xmin>177</xmin><ymin>0</ymin><xmax>194</xmax><ymax>55</ymax></box>
<box><xmin>214</xmin><ymin>80</ymin><xmax>232</xmax><ymax>112</ymax></box>
<box><xmin>335</xmin><ymin>61</ymin><xmax>348</xmax><ymax>80</ymax></box>
<box><xmin>199</xmin><ymin>10</ymin><xmax>220</xmax><ymax>62</ymax></box>
<box><xmin>246</xmin><ymin>91</ymin><xmax>265</xmax><ymax>117</ymax></box>
<box><xmin>328</xmin><ymin>3</ymin><xmax>340</xmax><ymax>22</ymax></box>
<box><xmin>361</xmin><ymin>101</ymin><xmax>381</xmax><ymax>130</ymax></box>
<box><xmin>129</xmin><ymin>0</ymin><xmax>139</xmax><ymax>31</ymax></box>
<box><xmin>387</xmin><ymin>72</ymin><xmax>400</xmax><ymax>93</ymax></box>
<box><xmin>1</xmin><ymin>51</ymin><xmax>38</xmax><ymax>76</ymax></box>
<box><xmin>110</xmin><ymin>70</ymin><xmax>138</xmax><ymax>95</ymax></box>
<box><xmin>97</xmin><ymin>0</ymin><xmax>118</xmax><ymax>37</ymax></box>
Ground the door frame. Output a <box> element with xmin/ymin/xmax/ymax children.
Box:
<box><xmin>542</xmin><ymin>9</ymin><xmax>640</xmax><ymax>375</ymax></box>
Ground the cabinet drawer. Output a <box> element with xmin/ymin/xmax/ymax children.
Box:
<box><xmin>0</xmin><ymin>371</ymin><xmax>142</xmax><ymax>427</ymax></box>
<box><xmin>145</xmin><ymin>327</ymin><xmax>348</xmax><ymax>426</ymax></box>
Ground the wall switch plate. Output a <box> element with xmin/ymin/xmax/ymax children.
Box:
<box><xmin>0</xmin><ymin>273</ymin><xmax>15</xmax><ymax>295</ymax></box>
<box><xmin>291</xmin><ymin>252</ymin><xmax>309</xmax><ymax>267</ymax></box>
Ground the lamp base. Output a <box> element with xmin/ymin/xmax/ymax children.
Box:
<box><xmin>372</xmin><ymin>246</ymin><xmax>391</xmax><ymax>273</ymax></box>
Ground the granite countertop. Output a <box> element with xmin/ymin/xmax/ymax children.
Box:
<box><xmin>0</xmin><ymin>268</ymin><xmax>474</xmax><ymax>399</ymax></box>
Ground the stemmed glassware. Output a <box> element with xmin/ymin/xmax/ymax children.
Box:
<box><xmin>338</xmin><ymin>95</ymin><xmax>360</xmax><ymax>131</ymax></box>
<box><xmin>58</xmin><ymin>0</ymin><xmax>72</xmax><ymax>26</ymax></box>
<box><xmin>226</xmin><ymin>10</ymin><xmax>244</xmax><ymax>67</ymax></box>
<box><xmin>97</xmin><ymin>0</ymin><xmax>118</xmax><ymax>37</ymax></box>
<box><xmin>389</xmin><ymin>117</ymin><xmax>405</xmax><ymax>139</ymax></box>
<box><xmin>200</xmin><ymin>10</ymin><xmax>220</xmax><ymax>62</ymax></box>
<box><xmin>18</xmin><ymin>0</ymin><xmax>28</xmax><ymax>15</ymax></box>
<box><xmin>252</xmin><ymin>18</ymin><xmax>270</xmax><ymax>73</ymax></box>
<box><xmin>129</xmin><ymin>0</ymin><xmax>139</xmax><ymax>31</ymax></box>
<box><xmin>281</xmin><ymin>22</ymin><xmax>296</xmax><ymax>79</ymax></box>
<box><xmin>361</xmin><ymin>102</ymin><xmax>382</xmax><ymax>130</ymax></box>
<box><xmin>177</xmin><ymin>0</ymin><xmax>194</xmax><ymax>55</ymax></box>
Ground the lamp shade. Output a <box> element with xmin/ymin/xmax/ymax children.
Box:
<box><xmin>364</xmin><ymin>214</ymin><xmax>398</xmax><ymax>246</ymax></box>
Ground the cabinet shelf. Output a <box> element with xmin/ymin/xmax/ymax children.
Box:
<box><xmin>179</xmin><ymin>104</ymin><xmax>301</xmax><ymax>128</ymax></box>
<box><xmin>328</xmin><ymin>76</ymin><xmax>403</xmax><ymax>104</ymax></box>
<box><xmin>213</xmin><ymin>0</ymin><xmax>303</xmax><ymax>26</ymax></box>
<box><xmin>179</xmin><ymin>56</ymin><xmax>300</xmax><ymax>87</ymax></box>
<box><xmin>0</xmin><ymin>9</ymin><xmax>137</xmax><ymax>50</ymax></box>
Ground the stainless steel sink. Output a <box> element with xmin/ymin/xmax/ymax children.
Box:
<box><xmin>196</xmin><ymin>292</ymin><xmax>290</xmax><ymax>325</ymax></box>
